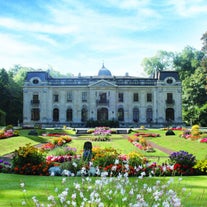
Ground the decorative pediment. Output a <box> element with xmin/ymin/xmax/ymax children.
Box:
<box><xmin>89</xmin><ymin>80</ymin><xmax>117</xmax><ymax>87</ymax></box>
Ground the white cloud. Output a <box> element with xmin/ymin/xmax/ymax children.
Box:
<box><xmin>0</xmin><ymin>17</ymin><xmax>78</xmax><ymax>35</ymax></box>
<box><xmin>167</xmin><ymin>0</ymin><xmax>207</xmax><ymax>17</ymax></box>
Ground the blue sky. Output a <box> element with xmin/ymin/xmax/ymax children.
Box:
<box><xmin>0</xmin><ymin>0</ymin><xmax>207</xmax><ymax>77</ymax></box>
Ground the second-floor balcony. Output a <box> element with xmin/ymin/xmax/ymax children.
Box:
<box><xmin>31</xmin><ymin>100</ymin><xmax>40</xmax><ymax>106</ymax></box>
<box><xmin>166</xmin><ymin>99</ymin><xmax>175</xmax><ymax>105</ymax></box>
<box><xmin>96</xmin><ymin>99</ymin><xmax>109</xmax><ymax>106</ymax></box>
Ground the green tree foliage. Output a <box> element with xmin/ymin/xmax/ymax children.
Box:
<box><xmin>141</xmin><ymin>44</ymin><xmax>207</xmax><ymax>126</ymax></box>
<box><xmin>141</xmin><ymin>50</ymin><xmax>175</xmax><ymax>76</ymax></box>
<box><xmin>173</xmin><ymin>46</ymin><xmax>204</xmax><ymax>81</ymax></box>
<box><xmin>182</xmin><ymin>67</ymin><xmax>207</xmax><ymax>125</ymax></box>
<box><xmin>0</xmin><ymin>65</ymin><xmax>73</xmax><ymax>125</ymax></box>
<box><xmin>0</xmin><ymin>68</ymin><xmax>24</xmax><ymax>125</ymax></box>
<box><xmin>201</xmin><ymin>31</ymin><xmax>207</xmax><ymax>53</ymax></box>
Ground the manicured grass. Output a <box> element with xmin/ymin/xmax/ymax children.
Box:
<box><xmin>0</xmin><ymin>136</ymin><xmax>41</xmax><ymax>156</ymax></box>
<box><xmin>146</xmin><ymin>129</ymin><xmax>207</xmax><ymax>160</ymax></box>
<box><xmin>0</xmin><ymin>128</ymin><xmax>207</xmax><ymax>206</ymax></box>
<box><xmin>0</xmin><ymin>173</ymin><xmax>206</xmax><ymax>207</ymax></box>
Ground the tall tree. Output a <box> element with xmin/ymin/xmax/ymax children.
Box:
<box><xmin>173</xmin><ymin>46</ymin><xmax>204</xmax><ymax>80</ymax></box>
<box><xmin>0</xmin><ymin>68</ymin><xmax>10</xmax><ymax>114</ymax></box>
<box><xmin>182</xmin><ymin>67</ymin><xmax>207</xmax><ymax>125</ymax></box>
<box><xmin>141</xmin><ymin>50</ymin><xmax>175</xmax><ymax>76</ymax></box>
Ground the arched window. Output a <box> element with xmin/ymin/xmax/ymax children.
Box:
<box><xmin>81</xmin><ymin>106</ymin><xmax>88</xmax><ymax>122</ymax></box>
<box><xmin>133</xmin><ymin>107</ymin><xmax>139</xmax><ymax>122</ymax></box>
<box><xmin>118</xmin><ymin>108</ymin><xmax>124</xmax><ymax>121</ymax></box>
<box><xmin>53</xmin><ymin>108</ymin><xmax>59</xmax><ymax>121</ymax></box>
<box><xmin>97</xmin><ymin>108</ymin><xmax>108</xmax><ymax>121</ymax></box>
<box><xmin>146</xmin><ymin>108</ymin><xmax>153</xmax><ymax>123</ymax></box>
<box><xmin>66</xmin><ymin>108</ymin><xmax>73</xmax><ymax>122</ymax></box>
<box><xmin>31</xmin><ymin>108</ymin><xmax>40</xmax><ymax>121</ymax></box>
<box><xmin>166</xmin><ymin>108</ymin><xmax>174</xmax><ymax>121</ymax></box>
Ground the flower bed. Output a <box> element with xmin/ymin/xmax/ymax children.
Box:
<box><xmin>200</xmin><ymin>138</ymin><xmax>207</xmax><ymax>143</ymax></box>
<box><xmin>0</xmin><ymin>129</ymin><xmax>19</xmax><ymax>139</ymax></box>
<box><xmin>128</xmin><ymin>134</ymin><xmax>155</xmax><ymax>152</ymax></box>
<box><xmin>91</xmin><ymin>127</ymin><xmax>111</xmax><ymax>141</ymax></box>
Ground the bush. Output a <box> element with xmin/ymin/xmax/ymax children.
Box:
<box><xmin>59</xmin><ymin>158</ymin><xmax>85</xmax><ymax>174</ymax></box>
<box><xmin>128</xmin><ymin>151</ymin><xmax>144</xmax><ymax>166</ymax></box>
<box><xmin>0</xmin><ymin>159</ymin><xmax>12</xmax><ymax>173</ymax></box>
<box><xmin>165</xmin><ymin>129</ymin><xmax>175</xmax><ymax>136</ymax></box>
<box><xmin>193</xmin><ymin>159</ymin><xmax>207</xmax><ymax>175</ymax></box>
<box><xmin>92</xmin><ymin>147</ymin><xmax>119</xmax><ymax>168</ymax></box>
<box><xmin>169</xmin><ymin>150</ymin><xmax>196</xmax><ymax>167</ymax></box>
<box><xmin>12</xmin><ymin>144</ymin><xmax>52</xmax><ymax>175</ymax></box>
<box><xmin>169</xmin><ymin>150</ymin><xmax>196</xmax><ymax>175</ymax></box>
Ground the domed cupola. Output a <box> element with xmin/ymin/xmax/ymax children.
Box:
<box><xmin>98</xmin><ymin>63</ymin><xmax>112</xmax><ymax>77</ymax></box>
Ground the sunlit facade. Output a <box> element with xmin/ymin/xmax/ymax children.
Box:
<box><xmin>23</xmin><ymin>64</ymin><xmax>182</xmax><ymax>128</ymax></box>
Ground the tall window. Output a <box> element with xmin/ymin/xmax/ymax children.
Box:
<box><xmin>167</xmin><ymin>93</ymin><xmax>173</xmax><ymax>104</ymax></box>
<box><xmin>147</xmin><ymin>93</ymin><xmax>152</xmax><ymax>102</ymax></box>
<box><xmin>166</xmin><ymin>108</ymin><xmax>174</xmax><ymax>121</ymax></box>
<box><xmin>99</xmin><ymin>92</ymin><xmax>107</xmax><ymax>103</ymax></box>
<box><xmin>31</xmin><ymin>108</ymin><xmax>40</xmax><ymax>121</ymax></box>
<box><xmin>53</xmin><ymin>108</ymin><xmax>59</xmax><ymax>121</ymax></box>
<box><xmin>81</xmin><ymin>107</ymin><xmax>88</xmax><ymax>122</ymax></box>
<box><xmin>66</xmin><ymin>108</ymin><xmax>73</xmax><ymax>121</ymax></box>
<box><xmin>118</xmin><ymin>108</ymin><xmax>124</xmax><ymax>121</ymax></box>
<box><xmin>82</xmin><ymin>92</ymin><xmax>87</xmax><ymax>102</ymax></box>
<box><xmin>133</xmin><ymin>93</ymin><xmax>139</xmax><ymax>102</ymax></box>
<box><xmin>53</xmin><ymin>94</ymin><xmax>59</xmax><ymax>102</ymax></box>
<box><xmin>67</xmin><ymin>92</ymin><xmax>72</xmax><ymax>102</ymax></box>
<box><xmin>146</xmin><ymin>108</ymin><xmax>152</xmax><ymax>123</ymax></box>
<box><xmin>118</xmin><ymin>93</ymin><xmax>124</xmax><ymax>102</ymax></box>
<box><xmin>32</xmin><ymin>94</ymin><xmax>39</xmax><ymax>104</ymax></box>
<box><xmin>133</xmin><ymin>107</ymin><xmax>139</xmax><ymax>122</ymax></box>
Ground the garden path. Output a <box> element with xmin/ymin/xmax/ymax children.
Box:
<box><xmin>122</xmin><ymin>135</ymin><xmax>174</xmax><ymax>155</ymax></box>
<box><xmin>146</xmin><ymin>140</ymin><xmax>174</xmax><ymax>155</ymax></box>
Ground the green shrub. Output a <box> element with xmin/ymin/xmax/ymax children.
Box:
<box><xmin>59</xmin><ymin>158</ymin><xmax>85</xmax><ymax>174</ymax></box>
<box><xmin>12</xmin><ymin>144</ymin><xmax>51</xmax><ymax>175</ymax></box>
<box><xmin>193</xmin><ymin>159</ymin><xmax>207</xmax><ymax>175</ymax></box>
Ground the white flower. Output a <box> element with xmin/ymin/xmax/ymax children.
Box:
<box><xmin>20</xmin><ymin>182</ymin><xmax>25</xmax><ymax>188</ymax></box>
<box><xmin>147</xmin><ymin>187</ymin><xmax>152</xmax><ymax>193</ymax></box>
<box><xmin>21</xmin><ymin>200</ymin><xmax>26</xmax><ymax>205</ymax></box>
<box><xmin>72</xmin><ymin>162</ymin><xmax>77</xmax><ymax>168</ymax></box>
<box><xmin>62</xmin><ymin>177</ymin><xmax>66</xmax><ymax>184</ymax></box>
<box><xmin>98</xmin><ymin>202</ymin><xmax>104</xmax><ymax>207</ymax></box>
<box><xmin>71</xmin><ymin>193</ymin><xmax>76</xmax><ymax>200</ymax></box>
<box><xmin>48</xmin><ymin>195</ymin><xmax>55</xmax><ymax>201</ymax></box>
<box><xmin>129</xmin><ymin>189</ymin><xmax>134</xmax><ymax>195</ymax></box>
<box><xmin>122</xmin><ymin>197</ymin><xmax>127</xmax><ymax>201</ymax></box>
<box><xmin>111</xmin><ymin>165</ymin><xmax>117</xmax><ymax>171</ymax></box>
<box><xmin>114</xmin><ymin>159</ymin><xmax>119</xmax><ymax>165</ymax></box>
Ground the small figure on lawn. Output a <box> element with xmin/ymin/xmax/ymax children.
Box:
<box><xmin>83</xmin><ymin>141</ymin><xmax>92</xmax><ymax>161</ymax></box>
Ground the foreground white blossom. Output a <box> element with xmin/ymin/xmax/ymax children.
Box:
<box><xmin>20</xmin><ymin>175</ymin><xmax>187</xmax><ymax>207</ymax></box>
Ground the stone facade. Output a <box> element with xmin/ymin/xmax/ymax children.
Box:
<box><xmin>23</xmin><ymin>65</ymin><xmax>182</xmax><ymax>128</ymax></box>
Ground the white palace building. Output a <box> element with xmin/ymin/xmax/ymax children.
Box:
<box><xmin>23</xmin><ymin>64</ymin><xmax>182</xmax><ymax>128</ymax></box>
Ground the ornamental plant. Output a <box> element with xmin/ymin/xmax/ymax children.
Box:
<box><xmin>169</xmin><ymin>150</ymin><xmax>196</xmax><ymax>175</ymax></box>
<box><xmin>191</xmin><ymin>124</ymin><xmax>200</xmax><ymax>139</ymax></box>
<box><xmin>92</xmin><ymin>147</ymin><xmax>119</xmax><ymax>168</ymax></box>
<box><xmin>52</xmin><ymin>136</ymin><xmax>72</xmax><ymax>146</ymax></box>
<box><xmin>19</xmin><ymin>174</ymin><xmax>188</xmax><ymax>207</ymax></box>
<box><xmin>92</xmin><ymin>127</ymin><xmax>111</xmax><ymax>141</ymax></box>
<box><xmin>200</xmin><ymin>138</ymin><xmax>207</xmax><ymax>143</ymax></box>
<box><xmin>127</xmin><ymin>151</ymin><xmax>145</xmax><ymax>166</ymax></box>
<box><xmin>169</xmin><ymin>150</ymin><xmax>196</xmax><ymax>167</ymax></box>
<box><xmin>12</xmin><ymin>143</ymin><xmax>52</xmax><ymax>175</ymax></box>
<box><xmin>0</xmin><ymin>159</ymin><xmax>12</xmax><ymax>173</ymax></box>
<box><xmin>193</xmin><ymin>159</ymin><xmax>207</xmax><ymax>175</ymax></box>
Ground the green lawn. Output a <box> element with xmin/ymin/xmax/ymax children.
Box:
<box><xmin>0</xmin><ymin>174</ymin><xmax>206</xmax><ymax>207</ymax></box>
<box><xmin>0</xmin><ymin>128</ymin><xmax>207</xmax><ymax>206</ymax></box>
